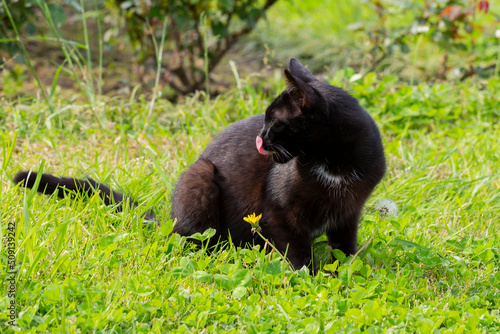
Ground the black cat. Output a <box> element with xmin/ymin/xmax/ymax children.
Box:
<box><xmin>14</xmin><ymin>58</ymin><xmax>385</xmax><ymax>270</ymax></box>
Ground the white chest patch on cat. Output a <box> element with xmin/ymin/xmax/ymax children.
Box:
<box><xmin>311</xmin><ymin>165</ymin><xmax>362</xmax><ymax>189</ymax></box>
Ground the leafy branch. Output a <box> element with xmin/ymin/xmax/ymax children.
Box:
<box><xmin>113</xmin><ymin>0</ymin><xmax>278</xmax><ymax>95</ymax></box>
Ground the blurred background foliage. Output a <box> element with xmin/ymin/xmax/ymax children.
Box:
<box><xmin>0</xmin><ymin>0</ymin><xmax>499</xmax><ymax>100</ymax></box>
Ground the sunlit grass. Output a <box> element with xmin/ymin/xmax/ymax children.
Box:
<box><xmin>1</xmin><ymin>72</ymin><xmax>499</xmax><ymax>331</ymax></box>
<box><xmin>1</xmin><ymin>0</ymin><xmax>499</xmax><ymax>331</ymax></box>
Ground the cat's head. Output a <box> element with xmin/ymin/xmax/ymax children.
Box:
<box><xmin>256</xmin><ymin>59</ymin><xmax>330</xmax><ymax>163</ymax></box>
<box><xmin>256</xmin><ymin>58</ymin><xmax>371</xmax><ymax>164</ymax></box>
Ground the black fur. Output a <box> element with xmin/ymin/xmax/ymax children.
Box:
<box><xmin>13</xmin><ymin>58</ymin><xmax>385</xmax><ymax>270</ymax></box>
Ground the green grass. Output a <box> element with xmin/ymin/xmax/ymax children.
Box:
<box><xmin>250</xmin><ymin>0</ymin><xmax>374</xmax><ymax>72</ymax></box>
<box><xmin>1</xmin><ymin>72</ymin><xmax>499</xmax><ymax>332</ymax></box>
<box><xmin>1</xmin><ymin>0</ymin><xmax>500</xmax><ymax>331</ymax></box>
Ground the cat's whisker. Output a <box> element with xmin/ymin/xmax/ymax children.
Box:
<box><xmin>273</xmin><ymin>143</ymin><xmax>293</xmax><ymax>161</ymax></box>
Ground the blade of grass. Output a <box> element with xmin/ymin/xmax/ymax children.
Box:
<box><xmin>93</xmin><ymin>0</ymin><xmax>103</xmax><ymax>97</ymax></box>
<box><xmin>37</xmin><ymin>0</ymin><xmax>103</xmax><ymax>127</ymax></box>
<box><xmin>201</xmin><ymin>12</ymin><xmax>210</xmax><ymax>98</ymax></box>
<box><xmin>79</xmin><ymin>0</ymin><xmax>96</xmax><ymax>106</ymax></box>
<box><xmin>36</xmin><ymin>1</ymin><xmax>88</xmax><ymax>99</ymax></box>
<box><xmin>0</xmin><ymin>38</ymin><xmax>19</xmax><ymax>42</ymax></box>
<box><xmin>49</xmin><ymin>59</ymin><xmax>68</xmax><ymax>104</ymax></box>
<box><xmin>143</xmin><ymin>18</ymin><xmax>168</xmax><ymax>133</ymax></box>
<box><xmin>24</xmin><ymin>35</ymin><xmax>87</xmax><ymax>49</ymax></box>
<box><xmin>2</xmin><ymin>130</ymin><xmax>17</xmax><ymax>171</ymax></box>
<box><xmin>1</xmin><ymin>0</ymin><xmax>53</xmax><ymax>113</ymax></box>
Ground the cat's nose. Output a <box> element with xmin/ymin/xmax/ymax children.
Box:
<box><xmin>260</xmin><ymin>125</ymin><xmax>274</xmax><ymax>141</ymax></box>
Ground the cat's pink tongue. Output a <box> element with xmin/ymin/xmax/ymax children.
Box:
<box><xmin>256</xmin><ymin>136</ymin><xmax>270</xmax><ymax>155</ymax></box>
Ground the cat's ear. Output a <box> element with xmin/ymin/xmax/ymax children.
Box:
<box><xmin>288</xmin><ymin>58</ymin><xmax>317</xmax><ymax>83</ymax></box>
<box><xmin>284</xmin><ymin>69</ymin><xmax>316</xmax><ymax>108</ymax></box>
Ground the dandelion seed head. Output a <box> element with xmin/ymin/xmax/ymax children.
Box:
<box><xmin>374</xmin><ymin>199</ymin><xmax>399</xmax><ymax>218</ymax></box>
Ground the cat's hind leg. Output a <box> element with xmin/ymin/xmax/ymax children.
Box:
<box><xmin>171</xmin><ymin>159</ymin><xmax>222</xmax><ymax>237</ymax></box>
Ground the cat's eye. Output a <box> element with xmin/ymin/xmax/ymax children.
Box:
<box><xmin>274</xmin><ymin>121</ymin><xmax>285</xmax><ymax>130</ymax></box>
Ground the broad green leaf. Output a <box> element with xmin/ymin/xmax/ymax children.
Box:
<box><xmin>193</xmin><ymin>271</ymin><xmax>211</xmax><ymax>283</ymax></box>
<box><xmin>231</xmin><ymin>269</ymin><xmax>252</xmax><ymax>287</ymax></box>
<box><xmin>47</xmin><ymin>4</ymin><xmax>66</xmax><ymax>27</ymax></box>
<box><xmin>213</xmin><ymin>274</ymin><xmax>233</xmax><ymax>290</ymax></box>
<box><xmin>231</xmin><ymin>286</ymin><xmax>246</xmax><ymax>299</ymax></box>
<box><xmin>43</xmin><ymin>285</ymin><xmax>61</xmax><ymax>301</ymax></box>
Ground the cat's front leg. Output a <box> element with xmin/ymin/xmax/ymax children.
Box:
<box><xmin>326</xmin><ymin>218</ymin><xmax>359</xmax><ymax>258</ymax></box>
<box><xmin>271</xmin><ymin>233</ymin><xmax>313</xmax><ymax>270</ymax></box>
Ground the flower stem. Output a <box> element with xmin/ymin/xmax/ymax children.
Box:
<box><xmin>254</xmin><ymin>230</ymin><xmax>296</xmax><ymax>273</ymax></box>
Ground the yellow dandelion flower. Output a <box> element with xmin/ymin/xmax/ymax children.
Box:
<box><xmin>243</xmin><ymin>212</ymin><xmax>262</xmax><ymax>227</ymax></box>
<box><xmin>244</xmin><ymin>213</ymin><xmax>262</xmax><ymax>232</ymax></box>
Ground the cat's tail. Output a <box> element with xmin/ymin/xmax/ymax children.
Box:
<box><xmin>13</xmin><ymin>171</ymin><xmax>159</xmax><ymax>225</ymax></box>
